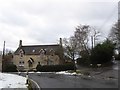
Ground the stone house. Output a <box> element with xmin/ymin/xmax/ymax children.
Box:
<box><xmin>13</xmin><ymin>38</ymin><xmax>64</xmax><ymax>70</ymax></box>
<box><xmin>0</xmin><ymin>55</ymin><xmax>2</xmax><ymax>71</ymax></box>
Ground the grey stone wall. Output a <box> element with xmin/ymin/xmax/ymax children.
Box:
<box><xmin>0</xmin><ymin>56</ymin><xmax>2</xmax><ymax>71</ymax></box>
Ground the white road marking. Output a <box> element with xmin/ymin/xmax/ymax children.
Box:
<box><xmin>30</xmin><ymin>78</ymin><xmax>41</xmax><ymax>90</ymax></box>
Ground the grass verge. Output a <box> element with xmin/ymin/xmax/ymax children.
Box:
<box><xmin>27</xmin><ymin>79</ymin><xmax>33</xmax><ymax>90</ymax></box>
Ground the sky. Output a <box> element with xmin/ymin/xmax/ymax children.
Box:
<box><xmin>0</xmin><ymin>0</ymin><xmax>119</xmax><ymax>51</ymax></box>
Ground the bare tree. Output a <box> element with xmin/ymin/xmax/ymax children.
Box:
<box><xmin>63</xmin><ymin>36</ymin><xmax>77</xmax><ymax>61</ymax></box>
<box><xmin>63</xmin><ymin>24</ymin><xmax>101</xmax><ymax>61</ymax></box>
<box><xmin>74</xmin><ymin>25</ymin><xmax>91</xmax><ymax>56</ymax></box>
<box><xmin>109</xmin><ymin>22</ymin><xmax>120</xmax><ymax>46</ymax></box>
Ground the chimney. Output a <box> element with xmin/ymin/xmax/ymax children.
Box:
<box><xmin>19</xmin><ymin>40</ymin><xmax>22</xmax><ymax>47</ymax></box>
<box><xmin>59</xmin><ymin>38</ymin><xmax>62</xmax><ymax>47</ymax></box>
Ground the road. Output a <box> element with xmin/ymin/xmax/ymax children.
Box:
<box><xmin>19</xmin><ymin>72</ymin><xmax>118</xmax><ymax>89</ymax></box>
<box><xmin>13</xmin><ymin>61</ymin><xmax>119</xmax><ymax>89</ymax></box>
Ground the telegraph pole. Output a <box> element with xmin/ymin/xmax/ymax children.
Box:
<box><xmin>91</xmin><ymin>36</ymin><xmax>94</xmax><ymax>50</ymax></box>
<box><xmin>2</xmin><ymin>41</ymin><xmax>5</xmax><ymax>72</ymax></box>
<box><xmin>118</xmin><ymin>2</ymin><xmax>120</xmax><ymax>55</ymax></box>
<box><xmin>2</xmin><ymin>41</ymin><xmax>5</xmax><ymax>60</ymax></box>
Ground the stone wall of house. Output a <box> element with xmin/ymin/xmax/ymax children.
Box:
<box><xmin>13</xmin><ymin>54</ymin><xmax>60</xmax><ymax>70</ymax></box>
<box><xmin>0</xmin><ymin>56</ymin><xmax>2</xmax><ymax>71</ymax></box>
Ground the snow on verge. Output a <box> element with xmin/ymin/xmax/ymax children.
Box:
<box><xmin>36</xmin><ymin>71</ymin><xmax>82</xmax><ymax>76</ymax></box>
<box><xmin>0</xmin><ymin>73</ymin><xmax>27</xmax><ymax>88</ymax></box>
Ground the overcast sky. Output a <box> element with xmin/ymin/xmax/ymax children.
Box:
<box><xmin>0</xmin><ymin>0</ymin><xmax>119</xmax><ymax>51</ymax></box>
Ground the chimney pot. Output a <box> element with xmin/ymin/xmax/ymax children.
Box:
<box><xmin>59</xmin><ymin>38</ymin><xmax>62</xmax><ymax>47</ymax></box>
<box><xmin>19</xmin><ymin>40</ymin><xmax>22</xmax><ymax>47</ymax></box>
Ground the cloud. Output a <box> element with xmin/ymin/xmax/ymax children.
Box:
<box><xmin>0</xmin><ymin>0</ymin><xmax>118</xmax><ymax>51</ymax></box>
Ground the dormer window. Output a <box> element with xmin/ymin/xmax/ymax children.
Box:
<box><xmin>49</xmin><ymin>49</ymin><xmax>55</xmax><ymax>56</ymax></box>
<box><xmin>39</xmin><ymin>49</ymin><xmax>46</xmax><ymax>55</ymax></box>
<box><xmin>19</xmin><ymin>49</ymin><xmax>24</xmax><ymax>57</ymax></box>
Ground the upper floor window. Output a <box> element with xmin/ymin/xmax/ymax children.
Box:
<box><xmin>49</xmin><ymin>49</ymin><xmax>55</xmax><ymax>56</ymax></box>
<box><xmin>39</xmin><ymin>49</ymin><xmax>46</xmax><ymax>55</ymax></box>
<box><xmin>19</xmin><ymin>49</ymin><xmax>24</xmax><ymax>57</ymax></box>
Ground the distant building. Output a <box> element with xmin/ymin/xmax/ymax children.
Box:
<box><xmin>12</xmin><ymin>38</ymin><xmax>64</xmax><ymax>70</ymax></box>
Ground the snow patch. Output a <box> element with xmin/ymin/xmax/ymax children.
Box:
<box><xmin>36</xmin><ymin>71</ymin><xmax>82</xmax><ymax>76</ymax></box>
<box><xmin>0</xmin><ymin>73</ymin><xmax>27</xmax><ymax>88</ymax></box>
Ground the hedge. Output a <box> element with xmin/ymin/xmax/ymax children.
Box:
<box><xmin>76</xmin><ymin>57</ymin><xmax>90</xmax><ymax>66</ymax></box>
<box><xmin>36</xmin><ymin>63</ymin><xmax>75</xmax><ymax>72</ymax></box>
<box><xmin>3</xmin><ymin>63</ymin><xmax>18</xmax><ymax>72</ymax></box>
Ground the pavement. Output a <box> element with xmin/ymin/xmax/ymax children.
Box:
<box><xmin>3</xmin><ymin>72</ymin><xmax>41</xmax><ymax>90</ymax></box>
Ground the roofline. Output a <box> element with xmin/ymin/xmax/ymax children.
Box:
<box><xmin>14</xmin><ymin>44</ymin><xmax>61</xmax><ymax>54</ymax></box>
<box><xmin>21</xmin><ymin>44</ymin><xmax>60</xmax><ymax>47</ymax></box>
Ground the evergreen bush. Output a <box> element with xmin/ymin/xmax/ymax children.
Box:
<box><xmin>36</xmin><ymin>63</ymin><xmax>75</xmax><ymax>72</ymax></box>
<box><xmin>3</xmin><ymin>63</ymin><xmax>18</xmax><ymax>72</ymax></box>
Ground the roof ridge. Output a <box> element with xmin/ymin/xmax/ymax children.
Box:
<box><xmin>22</xmin><ymin>44</ymin><xmax>60</xmax><ymax>47</ymax></box>
<box><xmin>14</xmin><ymin>44</ymin><xmax>61</xmax><ymax>55</ymax></box>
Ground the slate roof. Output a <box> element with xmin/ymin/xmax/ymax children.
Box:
<box><xmin>14</xmin><ymin>44</ymin><xmax>62</xmax><ymax>55</ymax></box>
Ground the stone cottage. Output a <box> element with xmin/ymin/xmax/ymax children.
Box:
<box><xmin>0</xmin><ymin>55</ymin><xmax>2</xmax><ymax>71</ymax></box>
<box><xmin>13</xmin><ymin>38</ymin><xmax>64</xmax><ymax>70</ymax></box>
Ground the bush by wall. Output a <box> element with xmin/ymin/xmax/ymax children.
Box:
<box><xmin>36</xmin><ymin>63</ymin><xmax>75</xmax><ymax>72</ymax></box>
<box><xmin>77</xmin><ymin>56</ymin><xmax>90</xmax><ymax>66</ymax></box>
<box><xmin>3</xmin><ymin>63</ymin><xmax>18</xmax><ymax>72</ymax></box>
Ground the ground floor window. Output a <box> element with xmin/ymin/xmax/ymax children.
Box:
<box><xmin>19</xmin><ymin>61</ymin><xmax>24</xmax><ymax>67</ymax></box>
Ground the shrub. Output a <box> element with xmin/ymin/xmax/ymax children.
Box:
<box><xmin>36</xmin><ymin>63</ymin><xmax>75</xmax><ymax>72</ymax></box>
<box><xmin>118</xmin><ymin>54</ymin><xmax>120</xmax><ymax>60</ymax></box>
<box><xmin>90</xmin><ymin>40</ymin><xmax>114</xmax><ymax>65</ymax></box>
<box><xmin>82</xmin><ymin>71</ymin><xmax>90</xmax><ymax>76</ymax></box>
<box><xmin>3</xmin><ymin>63</ymin><xmax>18</xmax><ymax>72</ymax></box>
<box><xmin>115</xmin><ymin>54</ymin><xmax>120</xmax><ymax>60</ymax></box>
<box><xmin>76</xmin><ymin>56</ymin><xmax>90</xmax><ymax>66</ymax></box>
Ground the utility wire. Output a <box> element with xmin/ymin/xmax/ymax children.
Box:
<box><xmin>98</xmin><ymin>4</ymin><xmax>118</xmax><ymax>31</ymax></box>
